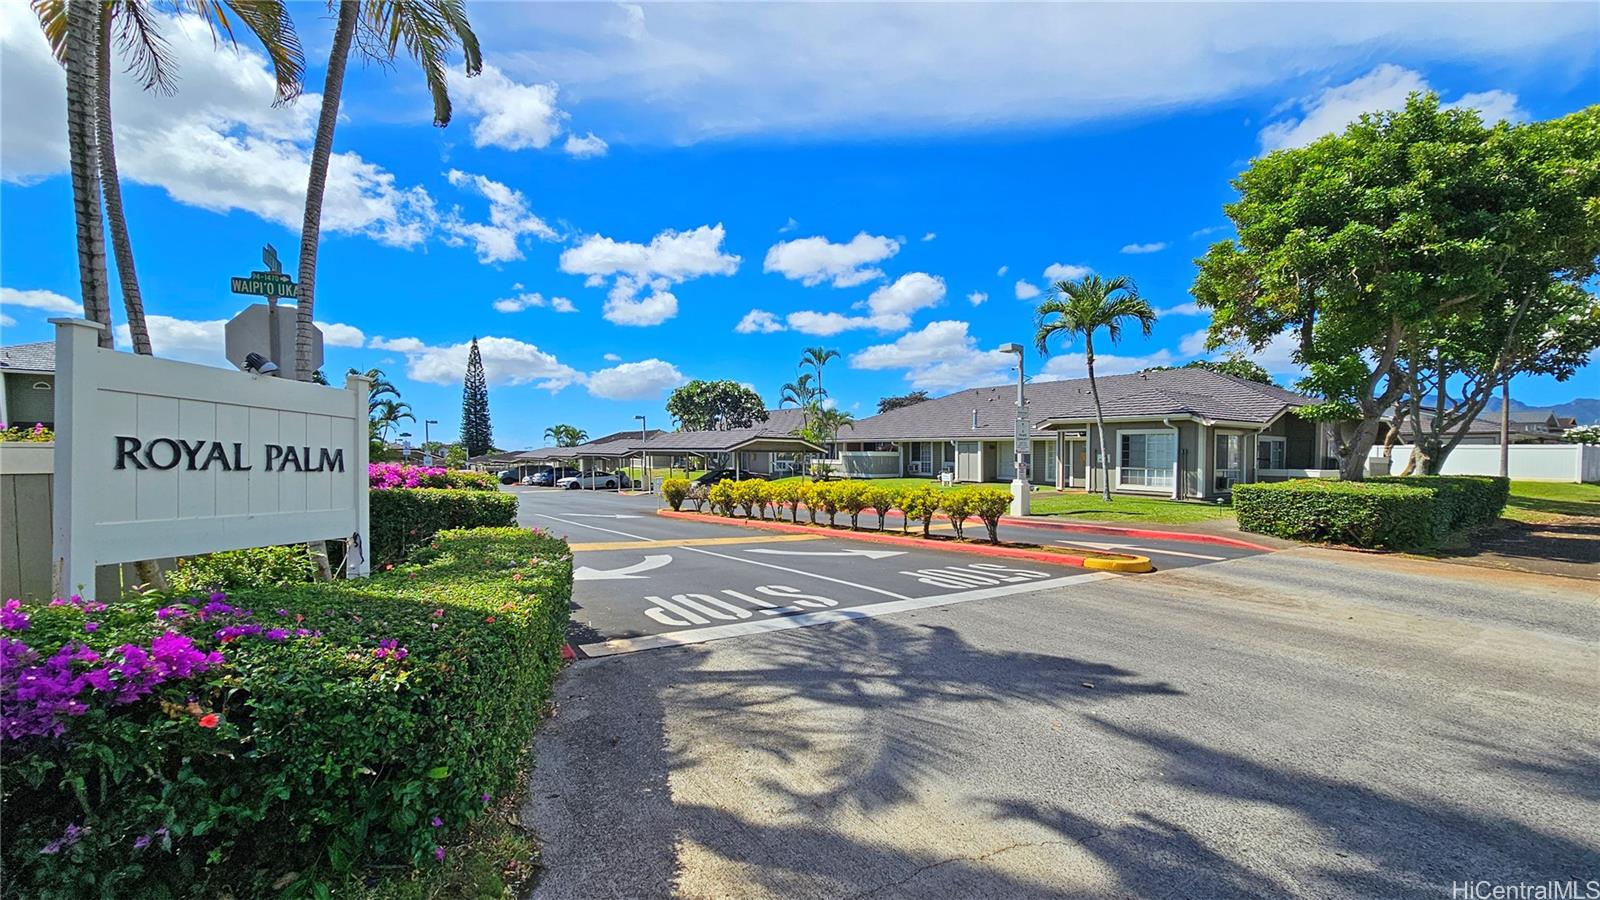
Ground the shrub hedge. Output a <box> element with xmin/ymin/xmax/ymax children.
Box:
<box><xmin>1</xmin><ymin>527</ymin><xmax>571</xmax><ymax>897</ymax></box>
<box><xmin>1370</xmin><ymin>475</ymin><xmax>1509</xmax><ymax>531</ymax></box>
<box><xmin>369</xmin><ymin>488</ymin><xmax>518</xmax><ymax>566</ymax></box>
<box><xmin>369</xmin><ymin>463</ymin><xmax>498</xmax><ymax>492</ymax></box>
<box><xmin>661</xmin><ymin>476</ymin><xmax>691</xmax><ymax>511</ymax></box>
<box><xmin>1234</xmin><ymin>477</ymin><xmax>1501</xmax><ymax>549</ymax></box>
<box><xmin>169</xmin><ymin>545</ymin><xmax>316</xmax><ymax>594</ymax></box>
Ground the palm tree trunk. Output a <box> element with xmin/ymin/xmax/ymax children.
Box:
<box><xmin>294</xmin><ymin>0</ymin><xmax>358</xmax><ymax>382</ymax></box>
<box><xmin>1085</xmin><ymin>335</ymin><xmax>1113</xmax><ymax>502</ymax></box>
<box><xmin>96</xmin><ymin>4</ymin><xmax>151</xmax><ymax>357</ymax></box>
<box><xmin>64</xmin><ymin>0</ymin><xmax>113</xmax><ymax>348</ymax></box>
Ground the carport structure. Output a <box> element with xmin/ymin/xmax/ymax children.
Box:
<box><xmin>630</xmin><ymin>427</ymin><xmax>826</xmax><ymax>480</ymax></box>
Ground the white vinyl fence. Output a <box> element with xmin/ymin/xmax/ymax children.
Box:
<box><xmin>1373</xmin><ymin>443</ymin><xmax>1599</xmax><ymax>483</ymax></box>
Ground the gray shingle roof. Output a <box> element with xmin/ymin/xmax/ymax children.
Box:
<box><xmin>843</xmin><ymin>368</ymin><xmax>1315</xmax><ymax>442</ymax></box>
<box><xmin>561</xmin><ymin>408</ymin><xmax>820</xmax><ymax>456</ymax></box>
<box><xmin>0</xmin><ymin>342</ymin><xmax>55</xmax><ymax>373</ymax></box>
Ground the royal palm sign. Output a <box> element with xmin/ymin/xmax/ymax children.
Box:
<box><xmin>50</xmin><ymin>319</ymin><xmax>370</xmax><ymax>596</ymax></box>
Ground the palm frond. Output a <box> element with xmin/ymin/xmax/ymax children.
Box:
<box><xmin>110</xmin><ymin>0</ymin><xmax>178</xmax><ymax>94</ymax></box>
<box><xmin>219</xmin><ymin>0</ymin><xmax>305</xmax><ymax>104</ymax></box>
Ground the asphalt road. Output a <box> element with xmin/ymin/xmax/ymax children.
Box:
<box><xmin>522</xmin><ymin>544</ymin><xmax>1600</xmax><ymax>899</ymax></box>
<box><xmin>507</xmin><ymin>486</ymin><xmax>1267</xmax><ymax>658</ymax></box>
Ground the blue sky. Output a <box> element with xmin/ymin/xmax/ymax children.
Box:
<box><xmin>2</xmin><ymin>2</ymin><xmax>1596</xmax><ymax>448</ymax></box>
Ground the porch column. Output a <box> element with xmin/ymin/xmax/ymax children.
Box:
<box><xmin>1196</xmin><ymin>424</ymin><xmax>1210</xmax><ymax>500</ymax></box>
<box><xmin>1055</xmin><ymin>432</ymin><xmax>1065</xmax><ymax>490</ymax></box>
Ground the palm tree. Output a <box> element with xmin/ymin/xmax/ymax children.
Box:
<box><xmin>36</xmin><ymin>0</ymin><xmax>304</xmax><ymax>356</ymax></box>
<box><xmin>799</xmin><ymin>346</ymin><xmax>840</xmax><ymax>398</ymax></box>
<box><xmin>1034</xmin><ymin>275</ymin><xmax>1158</xmax><ymax>502</ymax></box>
<box><xmin>61</xmin><ymin>0</ymin><xmax>113</xmax><ymax>347</ymax></box>
<box><xmin>294</xmin><ymin>0</ymin><xmax>482</xmax><ymax>381</ymax></box>
<box><xmin>348</xmin><ymin>366</ymin><xmax>400</xmax><ymax>412</ymax></box>
<box><xmin>779</xmin><ymin>372</ymin><xmax>817</xmax><ymax>408</ymax></box>
<box><xmin>372</xmin><ymin>398</ymin><xmax>415</xmax><ymax>442</ymax></box>
<box><xmin>543</xmin><ymin>424</ymin><xmax>587</xmax><ymax>447</ymax></box>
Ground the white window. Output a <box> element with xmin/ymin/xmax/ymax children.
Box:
<box><xmin>1257</xmin><ymin>435</ymin><xmax>1286</xmax><ymax>470</ymax></box>
<box><xmin>1032</xmin><ymin>439</ymin><xmax>1057</xmax><ymax>483</ymax></box>
<box><xmin>1215</xmin><ymin>432</ymin><xmax>1245</xmax><ymax>490</ymax></box>
<box><xmin>907</xmin><ymin>441</ymin><xmax>933</xmax><ymax>475</ymax></box>
<box><xmin>1117</xmin><ymin>430</ymin><xmax>1176</xmax><ymax>489</ymax></box>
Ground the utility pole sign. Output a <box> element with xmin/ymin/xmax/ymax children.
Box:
<box><xmin>230</xmin><ymin>244</ymin><xmax>298</xmax><ymax>299</ymax></box>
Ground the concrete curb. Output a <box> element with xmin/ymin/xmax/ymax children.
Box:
<box><xmin>1003</xmin><ymin>516</ymin><xmax>1276</xmax><ymax>551</ymax></box>
<box><xmin>655</xmin><ymin>509</ymin><xmax>1151</xmax><ymax>573</ymax></box>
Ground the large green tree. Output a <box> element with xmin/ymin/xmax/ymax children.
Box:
<box><xmin>459</xmin><ymin>338</ymin><xmax>492</xmax><ymax>458</ymax></box>
<box><xmin>1141</xmin><ymin>357</ymin><xmax>1275</xmax><ymax>386</ymax></box>
<box><xmin>1034</xmin><ymin>274</ymin><xmax>1157</xmax><ymax>501</ymax></box>
<box><xmin>877</xmin><ymin>390</ymin><xmax>930</xmax><ymax>414</ymax></box>
<box><xmin>666</xmin><ymin>380</ymin><xmax>769</xmax><ymax>432</ymax></box>
<box><xmin>1193</xmin><ymin>95</ymin><xmax>1600</xmax><ymax>480</ymax></box>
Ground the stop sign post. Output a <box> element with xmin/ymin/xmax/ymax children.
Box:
<box><xmin>225</xmin><ymin>301</ymin><xmax>322</xmax><ymax>377</ymax></box>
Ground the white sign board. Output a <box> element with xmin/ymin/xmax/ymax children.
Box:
<box><xmin>50</xmin><ymin>319</ymin><xmax>370</xmax><ymax>597</ymax></box>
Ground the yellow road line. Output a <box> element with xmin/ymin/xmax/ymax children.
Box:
<box><xmin>569</xmin><ymin>534</ymin><xmax>826</xmax><ymax>552</ymax></box>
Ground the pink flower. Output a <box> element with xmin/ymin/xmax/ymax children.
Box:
<box><xmin>434</xmin><ymin>847</ymin><xmax>446</xmax><ymax>861</ymax></box>
<box><xmin>198</xmin><ymin>713</ymin><xmax>220</xmax><ymax>728</ymax></box>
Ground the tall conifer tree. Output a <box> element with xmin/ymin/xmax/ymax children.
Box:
<box><xmin>460</xmin><ymin>338</ymin><xmax>493</xmax><ymax>458</ymax></box>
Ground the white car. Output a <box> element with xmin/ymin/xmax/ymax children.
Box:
<box><xmin>556</xmin><ymin>471</ymin><xmax>631</xmax><ymax>490</ymax></box>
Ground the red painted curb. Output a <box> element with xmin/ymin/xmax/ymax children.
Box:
<box><xmin>560</xmin><ymin>643</ymin><xmax>576</xmax><ymax>661</ymax></box>
<box><xmin>655</xmin><ymin>508</ymin><xmax>1102</xmax><ymax>569</ymax></box>
<box><xmin>1000</xmin><ymin>516</ymin><xmax>1275</xmax><ymax>551</ymax></box>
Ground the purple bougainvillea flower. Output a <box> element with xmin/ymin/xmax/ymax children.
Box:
<box><xmin>1</xmin><ymin>600</ymin><xmax>30</xmax><ymax>632</ymax></box>
<box><xmin>481</xmin><ymin>793</ymin><xmax>492</xmax><ymax>805</ymax></box>
<box><xmin>431</xmin><ymin>816</ymin><xmax>443</xmax><ymax>828</ymax></box>
<box><xmin>434</xmin><ymin>846</ymin><xmax>446</xmax><ymax>861</ymax></box>
<box><xmin>133</xmin><ymin>834</ymin><xmax>151</xmax><ymax>850</ymax></box>
<box><xmin>263</xmin><ymin>629</ymin><xmax>289</xmax><ymax>642</ymax></box>
<box><xmin>83</xmin><ymin>621</ymin><xmax>99</xmax><ymax>634</ymax></box>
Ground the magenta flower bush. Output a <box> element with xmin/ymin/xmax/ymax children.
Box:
<box><xmin>0</xmin><ymin>421</ymin><xmax>53</xmax><ymax>443</ymax></box>
<box><xmin>1</xmin><ymin>527</ymin><xmax>571</xmax><ymax>897</ymax></box>
<box><xmin>368</xmin><ymin>463</ymin><xmax>497</xmax><ymax>491</ymax></box>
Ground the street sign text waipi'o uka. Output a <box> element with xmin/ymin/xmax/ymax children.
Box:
<box><xmin>225</xmin><ymin>243</ymin><xmax>319</xmax><ymax>376</ymax></box>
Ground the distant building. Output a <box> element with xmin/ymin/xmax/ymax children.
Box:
<box><xmin>0</xmin><ymin>341</ymin><xmax>55</xmax><ymax>430</ymax></box>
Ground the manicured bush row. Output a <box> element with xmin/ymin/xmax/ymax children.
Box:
<box><xmin>1</xmin><ymin>526</ymin><xmax>572</xmax><ymax>897</ymax></box>
<box><xmin>369</xmin><ymin>488</ymin><xmax>518</xmax><ymax>566</ymax></box>
<box><xmin>660</xmin><ymin>477</ymin><xmax>1016</xmax><ymax>543</ymax></box>
<box><xmin>169</xmin><ymin>545</ymin><xmax>317</xmax><ymax>594</ymax></box>
<box><xmin>1370</xmin><ymin>475</ymin><xmax>1509</xmax><ymax>531</ymax></box>
<box><xmin>1233</xmin><ymin>477</ymin><xmax>1510</xmax><ymax>549</ymax></box>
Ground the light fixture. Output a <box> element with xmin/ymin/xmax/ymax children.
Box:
<box><xmin>241</xmin><ymin>352</ymin><xmax>278</xmax><ymax>375</ymax></box>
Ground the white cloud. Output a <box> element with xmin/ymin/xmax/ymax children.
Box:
<box><xmin>1037</xmin><ymin>349</ymin><xmax>1180</xmax><ymax>380</ymax></box>
<box><xmin>441</xmin><ymin>170</ymin><xmax>558</xmax><ymax>264</ymax></box>
<box><xmin>603</xmin><ymin>276</ymin><xmax>678</xmax><ymax>327</ymax></box>
<box><xmin>369</xmin><ymin>335</ymin><xmax>579</xmax><ymax>389</ymax></box>
<box><xmin>1179</xmin><ymin>328</ymin><xmax>1304</xmax><ymax>379</ymax></box>
<box><xmin>586</xmin><ymin>358</ymin><xmax>686</xmax><ymax>400</ymax></box>
<box><xmin>785</xmin><ymin>310</ymin><xmax>910</xmax><ymax>336</ymax></box>
<box><xmin>603</xmin><ymin>352</ymin><xmax>622</xmax><ymax>362</ymax></box>
<box><xmin>735</xmin><ymin>309</ymin><xmax>786</xmax><ymax>334</ymax></box>
<box><xmin>493</xmin><ymin>292</ymin><xmax>547</xmax><ymax>313</ymax></box>
<box><xmin>967</xmin><ymin>291</ymin><xmax>988</xmax><ymax>306</ymax></box>
<box><xmin>564</xmin><ymin>132</ymin><xmax>610</xmax><ymax>158</ymax></box>
<box><xmin>471</xmin><ymin>3</ymin><xmax>1589</xmax><ymax>141</ymax></box>
<box><xmin>763</xmin><ymin>232</ymin><xmax>901</xmax><ymax>288</ymax></box>
<box><xmin>849</xmin><ymin>320</ymin><xmax>1012</xmax><ymax>391</ymax></box>
<box><xmin>550</xmin><ymin>296</ymin><xmax>577</xmax><ymax>313</ymax></box>
<box><xmin>563</xmin><ymin>224</ymin><xmax>739</xmax><ymax>327</ymax></box>
<box><xmin>865</xmin><ymin>272</ymin><xmax>945</xmax><ymax>317</ymax></box>
<box><xmin>1014</xmin><ymin>280</ymin><xmax>1041</xmax><ymax>301</ymax></box>
<box><xmin>114</xmin><ymin>315</ymin><xmax>225</xmax><ymax>364</ymax></box>
<box><xmin>1180</xmin><ymin>329</ymin><xmax>1212</xmax><ymax>356</ymax></box>
<box><xmin>1191</xmin><ymin>225</ymin><xmax>1230</xmax><ymax>239</ymax></box>
<box><xmin>1120</xmin><ymin>242</ymin><xmax>1167</xmax><ymax>254</ymax></box>
<box><xmin>0</xmin><ymin>313</ymin><xmax>13</xmax><ymax>328</ymax></box>
<box><xmin>921</xmin><ymin>232</ymin><xmax>937</xmax><ymax>242</ymax></box>
<box><xmin>1043</xmin><ymin>263</ymin><xmax>1092</xmax><ymax>282</ymax></box>
<box><xmin>996</xmin><ymin>265</ymin><xmax>1009</xmax><ymax>277</ymax></box>
<box><xmin>454</xmin><ymin>64</ymin><xmax>566</xmax><ymax>151</ymax></box>
<box><xmin>779</xmin><ymin>217</ymin><xmax>799</xmax><ymax>233</ymax></box>
<box><xmin>1259</xmin><ymin>64</ymin><xmax>1527</xmax><ymax>151</ymax></box>
<box><xmin>1</xmin><ymin>287</ymin><xmax>80</xmax><ymax>314</ymax></box>
<box><xmin>317</xmin><ymin>321</ymin><xmax>366</xmax><ymax>348</ymax></box>
<box><xmin>0</xmin><ymin>6</ymin><xmax>435</xmax><ymax>247</ymax></box>
<box><xmin>562</xmin><ymin>224</ymin><xmax>740</xmax><ymax>282</ymax></box>
<box><xmin>1156</xmin><ymin>302</ymin><xmax>1204</xmax><ymax>317</ymax></box>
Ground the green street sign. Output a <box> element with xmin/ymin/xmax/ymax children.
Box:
<box><xmin>230</xmin><ymin>270</ymin><xmax>297</xmax><ymax>299</ymax></box>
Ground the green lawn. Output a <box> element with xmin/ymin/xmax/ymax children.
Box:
<box><xmin>1027</xmin><ymin>491</ymin><xmax>1237</xmax><ymax>524</ymax></box>
<box><xmin>1502</xmin><ymin>481</ymin><xmax>1600</xmax><ymax>524</ymax></box>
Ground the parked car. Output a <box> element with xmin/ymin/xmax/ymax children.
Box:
<box><xmin>528</xmin><ymin>467</ymin><xmax>579</xmax><ymax>486</ymax></box>
<box><xmin>693</xmin><ymin>468</ymin><xmax>771</xmax><ymax>486</ymax></box>
<box><xmin>519</xmin><ymin>475</ymin><xmax>538</xmax><ymax>486</ymax></box>
<box><xmin>498</xmin><ymin>470</ymin><xmax>517</xmax><ymax>485</ymax></box>
<box><xmin>556</xmin><ymin>471</ymin><xmax>631</xmax><ymax>490</ymax></box>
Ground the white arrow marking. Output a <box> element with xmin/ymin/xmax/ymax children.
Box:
<box><xmin>561</xmin><ymin>514</ymin><xmax>642</xmax><ymax>519</ymax></box>
<box><xmin>574</xmin><ymin>555</ymin><xmax>673</xmax><ymax>580</ymax></box>
<box><xmin>1056</xmin><ymin>539</ymin><xmax>1224</xmax><ymax>561</ymax></box>
<box><xmin>744</xmin><ymin>547</ymin><xmax>905</xmax><ymax>560</ymax></box>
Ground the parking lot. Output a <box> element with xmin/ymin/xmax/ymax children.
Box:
<box><xmin>506</xmin><ymin>485</ymin><xmax>1269</xmax><ymax>657</ymax></box>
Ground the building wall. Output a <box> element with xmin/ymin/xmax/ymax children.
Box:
<box><xmin>3</xmin><ymin>372</ymin><xmax>55</xmax><ymax>428</ymax></box>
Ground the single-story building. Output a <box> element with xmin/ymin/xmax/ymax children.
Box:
<box><xmin>835</xmin><ymin>368</ymin><xmax>1338</xmax><ymax>500</ymax></box>
<box><xmin>0</xmin><ymin>341</ymin><xmax>57</xmax><ymax>430</ymax></box>
<box><xmin>1383</xmin><ymin>409</ymin><xmax>1577</xmax><ymax>446</ymax></box>
<box><xmin>554</xmin><ymin>409</ymin><xmax>822</xmax><ymax>481</ymax></box>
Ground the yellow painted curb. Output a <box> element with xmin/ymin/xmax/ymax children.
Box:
<box><xmin>1063</xmin><ymin>548</ymin><xmax>1154</xmax><ymax>574</ymax></box>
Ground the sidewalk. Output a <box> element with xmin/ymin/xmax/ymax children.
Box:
<box><xmin>1015</xmin><ymin>514</ymin><xmax>1295</xmax><ymax>550</ymax></box>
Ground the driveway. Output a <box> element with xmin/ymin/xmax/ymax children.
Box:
<box><xmin>521</xmin><ymin>539</ymin><xmax>1599</xmax><ymax>898</ymax></box>
<box><xmin>507</xmin><ymin>486</ymin><xmax>1266</xmax><ymax>657</ymax></box>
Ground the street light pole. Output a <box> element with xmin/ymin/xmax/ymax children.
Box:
<box><xmin>634</xmin><ymin>414</ymin><xmax>650</xmax><ymax>492</ymax></box>
<box><xmin>422</xmin><ymin>418</ymin><xmax>438</xmax><ymax>466</ymax></box>
<box><xmin>996</xmin><ymin>343</ymin><xmax>1030</xmax><ymax>516</ymax></box>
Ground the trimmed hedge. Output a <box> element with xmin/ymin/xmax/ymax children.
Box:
<box><xmin>1234</xmin><ymin>476</ymin><xmax>1508</xmax><ymax>550</ymax></box>
<box><xmin>369</xmin><ymin>487</ymin><xmax>518</xmax><ymax>566</ymax></box>
<box><xmin>1</xmin><ymin>527</ymin><xmax>571</xmax><ymax>897</ymax></box>
<box><xmin>169</xmin><ymin>545</ymin><xmax>316</xmax><ymax>594</ymax></box>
